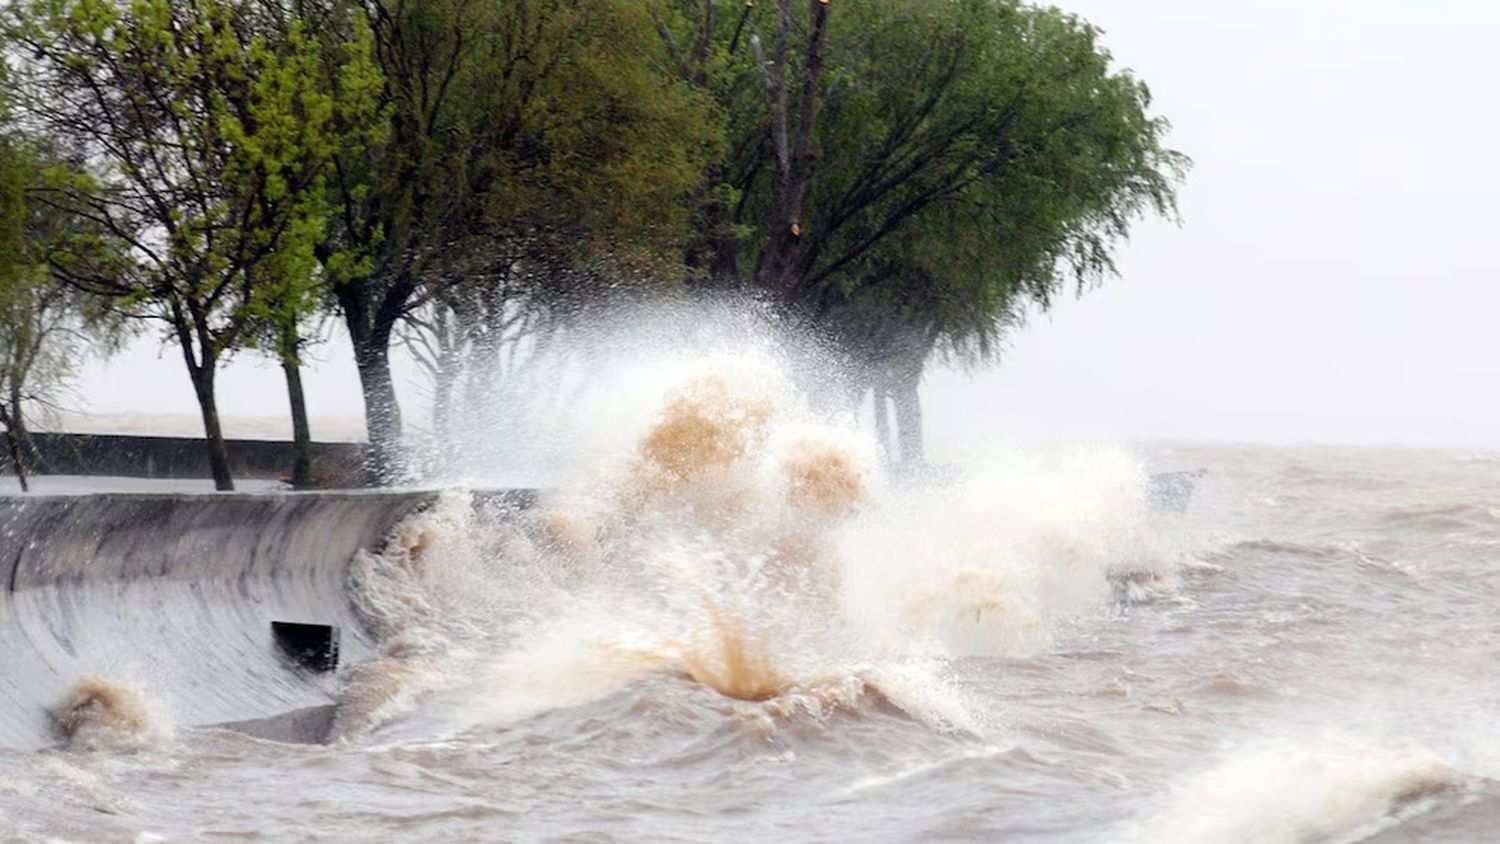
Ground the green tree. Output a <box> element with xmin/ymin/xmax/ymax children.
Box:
<box><xmin>660</xmin><ymin>0</ymin><xmax>1186</xmax><ymax>464</ymax></box>
<box><xmin>0</xmin><ymin>62</ymin><xmax>36</xmax><ymax>486</ymax></box>
<box><xmin>0</xmin><ymin>137</ymin><xmax>46</xmax><ymax>489</ymax></box>
<box><xmin>0</xmin><ymin>137</ymin><xmax>126</xmax><ymax>490</ymax></box>
<box><xmin>821</xmin><ymin>2</ymin><xmax>1186</xmax><ymax>464</ymax></box>
<box><xmin>7</xmin><ymin>0</ymin><xmax>381</xmax><ymax>489</ymax></box>
<box><xmin>239</xmin><ymin>213</ymin><xmax>339</xmax><ymax>491</ymax></box>
<box><xmin>323</xmin><ymin>0</ymin><xmax>715</xmax><ymax>481</ymax></box>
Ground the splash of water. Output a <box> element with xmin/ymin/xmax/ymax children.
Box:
<box><xmin>336</xmin><ymin>492</ymin><xmax>507</xmax><ymax>740</ymax></box>
<box><xmin>52</xmin><ymin>677</ymin><xmax>170</xmax><ymax>750</ymax></box>
<box><xmin>1132</xmin><ymin>735</ymin><xmax>1458</xmax><ymax>843</ymax></box>
<box><xmin>343</xmin><ymin>350</ymin><xmax>1181</xmax><ymax>737</ymax></box>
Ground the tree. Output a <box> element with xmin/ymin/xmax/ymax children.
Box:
<box><xmin>746</xmin><ymin>0</ymin><xmax>832</xmax><ymax>291</ymax></box>
<box><xmin>398</xmin><ymin>260</ymin><xmax>555</xmax><ymax>447</ymax></box>
<box><xmin>240</xmin><ymin>222</ymin><xmax>338</xmax><ymax>491</ymax></box>
<box><xmin>7</xmin><ymin>0</ymin><xmax>381</xmax><ymax>489</ymax></box>
<box><xmin>824</xmin><ymin>2</ymin><xmax>1186</xmax><ymax>464</ymax></box>
<box><xmin>0</xmin><ymin>139</ymin><xmax>49</xmax><ymax>490</ymax></box>
<box><xmin>0</xmin><ymin>137</ymin><xmax>124</xmax><ymax>490</ymax></box>
<box><xmin>660</xmin><ymin>0</ymin><xmax>1186</xmax><ymax>464</ymax></box>
<box><xmin>322</xmin><ymin>0</ymin><xmax>715</xmax><ymax>482</ymax></box>
<box><xmin>0</xmin><ymin>281</ymin><xmax>61</xmax><ymax>492</ymax></box>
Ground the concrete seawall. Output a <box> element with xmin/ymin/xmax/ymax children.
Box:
<box><xmin>0</xmin><ymin>491</ymin><xmax>450</xmax><ymax>749</ymax></box>
<box><xmin>19</xmin><ymin>432</ymin><xmax>365</xmax><ymax>480</ymax></box>
<box><xmin>0</xmin><ymin>474</ymin><xmax>1191</xmax><ymax>751</ymax></box>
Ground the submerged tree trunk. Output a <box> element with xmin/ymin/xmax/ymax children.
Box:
<box><xmin>281</xmin><ymin>356</ymin><xmax>313</xmax><ymax>490</ymax></box>
<box><xmin>892</xmin><ymin>368</ymin><xmax>924</xmax><ymax>471</ymax></box>
<box><xmin>2</xmin><ymin>429</ymin><xmax>23</xmax><ymax>492</ymax></box>
<box><xmin>431</xmin><ymin>361</ymin><xmax>457</xmax><ymax>442</ymax></box>
<box><xmin>423</xmin><ymin>305</ymin><xmax>460</xmax><ymax>442</ymax></box>
<box><xmin>8</xmin><ymin>386</ymin><xmax>28</xmax><ymax>491</ymax></box>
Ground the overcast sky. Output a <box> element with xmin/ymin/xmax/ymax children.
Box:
<box><xmin>77</xmin><ymin>0</ymin><xmax>1500</xmax><ymax>450</ymax></box>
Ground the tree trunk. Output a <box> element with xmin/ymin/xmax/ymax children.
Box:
<box><xmin>892</xmin><ymin>368</ymin><xmax>924</xmax><ymax>471</ymax></box>
<box><xmin>351</xmin><ymin>329</ymin><xmax>402</xmax><ymax>485</ymax></box>
<box><xmin>872</xmin><ymin>381</ymin><xmax>893</xmax><ymax>466</ymax></box>
<box><xmin>281</xmin><ymin>354</ymin><xmax>313</xmax><ymax>490</ymax></box>
<box><xmin>1</xmin><ymin>429</ymin><xmax>23</xmax><ymax>492</ymax></box>
<box><xmin>173</xmin><ymin>309</ymin><xmax>234</xmax><ymax>491</ymax></box>
<box><xmin>753</xmin><ymin>0</ymin><xmax>831</xmax><ymax>294</ymax></box>
<box><xmin>190</xmin><ymin>368</ymin><xmax>235</xmax><ymax>491</ymax></box>
<box><xmin>337</xmin><ymin>270</ymin><xmax>417</xmax><ymax>487</ymax></box>
<box><xmin>0</xmin><ymin>398</ymin><xmax>27</xmax><ymax>493</ymax></box>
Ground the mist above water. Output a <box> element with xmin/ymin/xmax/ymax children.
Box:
<box><xmin>405</xmin><ymin>297</ymin><xmax>865</xmax><ymax>487</ymax></box>
<box><xmin>349</xmin><ymin>333</ymin><xmax>1183</xmax><ymax>738</ymax></box>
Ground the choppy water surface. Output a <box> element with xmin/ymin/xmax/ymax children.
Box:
<box><xmin>3</xmin><ymin>361</ymin><xmax>1499</xmax><ymax>842</ymax></box>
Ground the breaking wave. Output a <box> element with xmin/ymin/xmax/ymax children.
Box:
<box><xmin>339</xmin><ymin>351</ymin><xmax>1183</xmax><ymax>738</ymax></box>
<box><xmin>1132</xmin><ymin>735</ymin><xmax>1458</xmax><ymax>843</ymax></box>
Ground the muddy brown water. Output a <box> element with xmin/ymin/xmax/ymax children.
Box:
<box><xmin>1</xmin><ymin>442</ymin><xmax>1498</xmax><ymax>843</ymax></box>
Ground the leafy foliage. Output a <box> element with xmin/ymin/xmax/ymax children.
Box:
<box><xmin>321</xmin><ymin>0</ymin><xmax>719</xmax><ymax>476</ymax></box>
<box><xmin>0</xmin><ymin>133</ymin><xmax>127</xmax><ymax>487</ymax></box>
<box><xmin>5</xmin><ymin>0</ymin><xmax>383</xmax><ymax>487</ymax></box>
<box><xmin>0</xmin><ymin>0</ymin><xmax>1188</xmax><ymax>482</ymax></box>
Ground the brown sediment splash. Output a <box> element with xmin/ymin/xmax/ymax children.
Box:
<box><xmin>646</xmin><ymin>429</ymin><xmax>870</xmax><ymax>703</ymax></box>
<box><xmin>637</xmin><ymin>373</ymin><xmax>775</xmax><ymax>484</ymax></box>
<box><xmin>672</xmin><ymin>599</ymin><xmax>789</xmax><ymax>702</ymax></box>
<box><xmin>544</xmin><ymin>388</ymin><xmax>873</xmax><ymax>706</ymax></box>
<box><xmin>532</xmin><ymin>508</ymin><xmax>601</xmax><ymax>560</ymax></box>
<box><xmin>628</xmin><ymin>375</ymin><xmax>773</xmax><ymax>520</ymax></box>
<box><xmin>349</xmin><ymin>368</ymin><xmax>892</xmax><ymax>729</ymax></box>
<box><xmin>53</xmin><ymin>677</ymin><xmax>162</xmax><ymax>746</ymax></box>
<box><xmin>765</xmin><ymin>433</ymin><xmax>869</xmax><ymax>594</ymax></box>
<box><xmin>902</xmin><ymin>569</ymin><xmax>997</xmax><ymax>624</ymax></box>
<box><xmin>526</xmin><ymin>371</ymin><xmax>784</xmax><ymax>560</ymax></box>
<box><xmin>899</xmin><ymin>568</ymin><xmax>1043</xmax><ymax>655</ymax></box>
<box><xmin>945</xmin><ymin>569</ymin><xmax>1031</xmax><ymax>624</ymax></box>
<box><xmin>780</xmin><ymin>435</ymin><xmax>867</xmax><ymax>521</ymax></box>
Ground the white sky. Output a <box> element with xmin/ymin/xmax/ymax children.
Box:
<box><xmin>75</xmin><ymin>0</ymin><xmax>1500</xmax><ymax>449</ymax></box>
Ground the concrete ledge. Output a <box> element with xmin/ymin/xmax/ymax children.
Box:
<box><xmin>16</xmin><ymin>432</ymin><xmax>365</xmax><ymax>481</ymax></box>
<box><xmin>0</xmin><ymin>490</ymin><xmax>452</xmax><ymax>749</ymax></box>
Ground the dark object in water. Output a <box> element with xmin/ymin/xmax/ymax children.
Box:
<box><xmin>1148</xmin><ymin>469</ymin><xmax>1207</xmax><ymax>511</ymax></box>
<box><xmin>271</xmin><ymin>622</ymin><xmax>340</xmax><ymax>672</ymax></box>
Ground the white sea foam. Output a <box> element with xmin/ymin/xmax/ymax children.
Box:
<box><xmin>1132</xmin><ymin>735</ymin><xmax>1456</xmax><ymax>844</ymax></box>
<box><xmin>341</xmin><ymin>349</ymin><xmax>1179</xmax><ymax>738</ymax></box>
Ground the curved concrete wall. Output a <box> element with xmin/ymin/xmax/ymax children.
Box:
<box><xmin>0</xmin><ymin>491</ymin><xmax>439</xmax><ymax>749</ymax></box>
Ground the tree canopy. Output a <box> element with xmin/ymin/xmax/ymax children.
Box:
<box><xmin>320</xmin><ymin>0</ymin><xmax>719</xmax><ymax>479</ymax></box>
<box><xmin>656</xmin><ymin>0</ymin><xmax>1186</xmax><ymax>462</ymax></box>
<box><xmin>0</xmin><ymin>0</ymin><xmax>1187</xmax><ymax>485</ymax></box>
<box><xmin>5</xmin><ymin>0</ymin><xmax>382</xmax><ymax>488</ymax></box>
